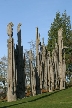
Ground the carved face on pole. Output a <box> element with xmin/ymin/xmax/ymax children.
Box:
<box><xmin>58</xmin><ymin>28</ymin><xmax>63</xmax><ymax>37</ymax></box>
<box><xmin>7</xmin><ymin>22</ymin><xmax>14</xmax><ymax>37</ymax></box>
<box><xmin>17</xmin><ymin>23</ymin><xmax>22</xmax><ymax>33</ymax></box>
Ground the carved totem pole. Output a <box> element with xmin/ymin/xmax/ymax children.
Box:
<box><xmin>16</xmin><ymin>23</ymin><xmax>25</xmax><ymax>98</ymax></box>
<box><xmin>58</xmin><ymin>28</ymin><xmax>66</xmax><ymax>90</ymax></box>
<box><xmin>7</xmin><ymin>22</ymin><xmax>16</xmax><ymax>102</ymax></box>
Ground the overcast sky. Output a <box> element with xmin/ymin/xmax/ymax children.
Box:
<box><xmin>0</xmin><ymin>0</ymin><xmax>72</xmax><ymax>58</ymax></box>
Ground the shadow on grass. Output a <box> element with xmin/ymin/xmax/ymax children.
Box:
<box><xmin>28</xmin><ymin>90</ymin><xmax>60</xmax><ymax>102</ymax></box>
<box><xmin>0</xmin><ymin>101</ymin><xmax>27</xmax><ymax>108</ymax></box>
<box><xmin>0</xmin><ymin>90</ymin><xmax>60</xmax><ymax>108</ymax></box>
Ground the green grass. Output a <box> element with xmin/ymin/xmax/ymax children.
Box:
<box><xmin>0</xmin><ymin>88</ymin><xmax>72</xmax><ymax>108</ymax></box>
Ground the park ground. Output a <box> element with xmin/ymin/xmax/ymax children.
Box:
<box><xmin>0</xmin><ymin>87</ymin><xmax>72</xmax><ymax>108</ymax></box>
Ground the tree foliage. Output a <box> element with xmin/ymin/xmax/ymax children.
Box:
<box><xmin>0</xmin><ymin>56</ymin><xmax>7</xmax><ymax>87</ymax></box>
<box><xmin>24</xmin><ymin>40</ymin><xmax>36</xmax><ymax>85</ymax></box>
<box><xmin>47</xmin><ymin>10</ymin><xmax>72</xmax><ymax>78</ymax></box>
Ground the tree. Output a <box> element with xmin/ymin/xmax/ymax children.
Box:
<box><xmin>24</xmin><ymin>40</ymin><xmax>36</xmax><ymax>86</ymax></box>
<box><xmin>0</xmin><ymin>56</ymin><xmax>8</xmax><ymax>99</ymax></box>
<box><xmin>28</xmin><ymin>40</ymin><xmax>36</xmax><ymax>67</ymax></box>
<box><xmin>47</xmin><ymin>10</ymin><xmax>72</xmax><ymax>80</ymax></box>
<box><xmin>0</xmin><ymin>56</ymin><xmax>7</xmax><ymax>88</ymax></box>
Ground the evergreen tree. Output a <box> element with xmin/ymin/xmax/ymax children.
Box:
<box><xmin>47</xmin><ymin>10</ymin><xmax>72</xmax><ymax>79</ymax></box>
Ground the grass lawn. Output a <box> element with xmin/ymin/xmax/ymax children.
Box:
<box><xmin>0</xmin><ymin>87</ymin><xmax>72</xmax><ymax>108</ymax></box>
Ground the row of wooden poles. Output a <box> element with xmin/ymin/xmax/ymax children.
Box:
<box><xmin>29</xmin><ymin>27</ymin><xmax>66</xmax><ymax>96</ymax></box>
<box><xmin>7</xmin><ymin>22</ymin><xmax>66</xmax><ymax>102</ymax></box>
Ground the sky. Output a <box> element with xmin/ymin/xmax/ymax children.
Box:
<box><xmin>0</xmin><ymin>0</ymin><xmax>72</xmax><ymax>58</ymax></box>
